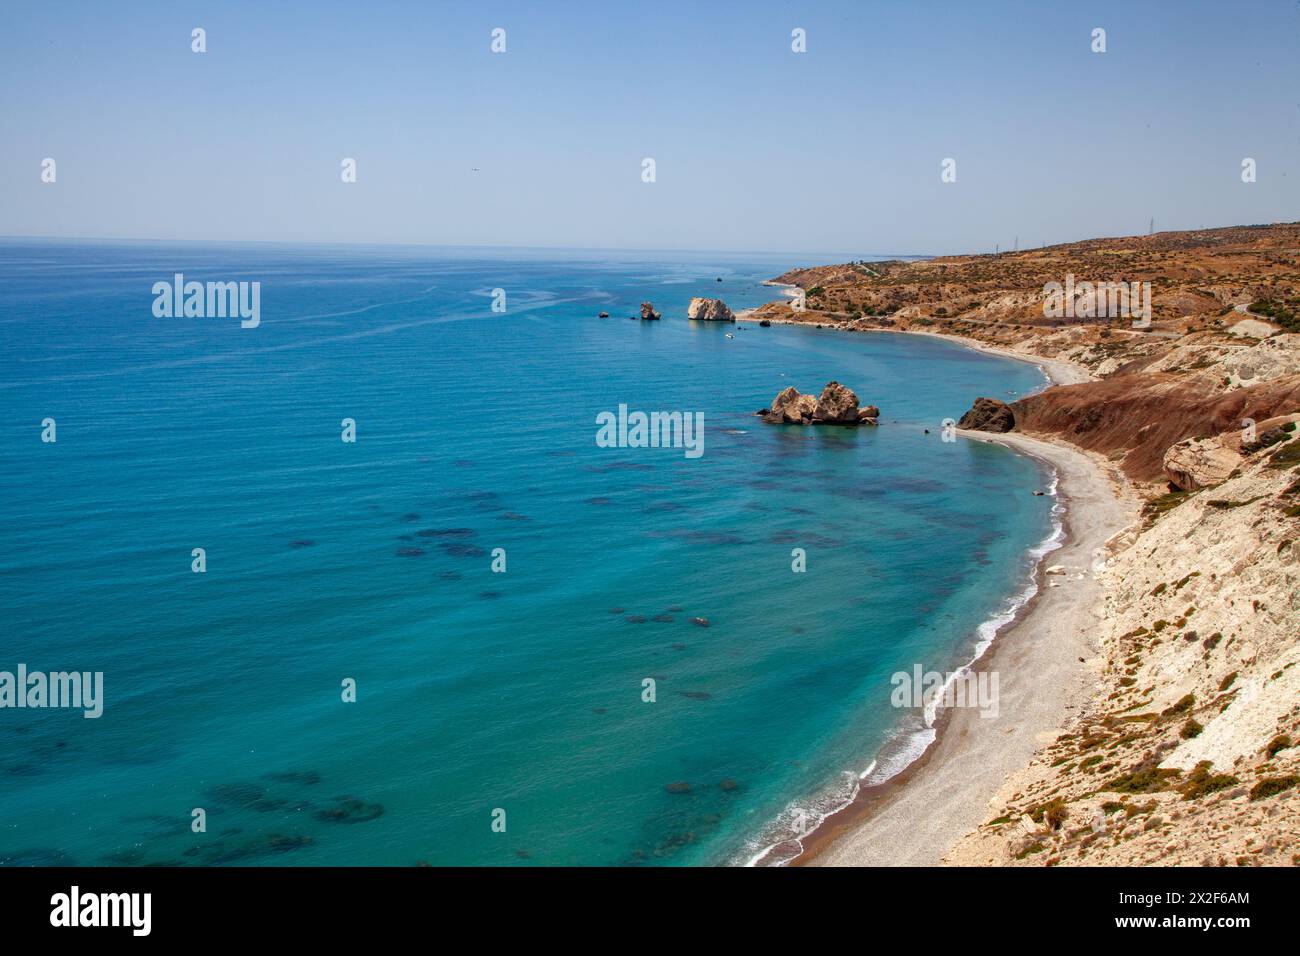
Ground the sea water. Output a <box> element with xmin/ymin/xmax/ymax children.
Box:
<box><xmin>0</xmin><ymin>239</ymin><xmax>1053</xmax><ymax>866</ymax></box>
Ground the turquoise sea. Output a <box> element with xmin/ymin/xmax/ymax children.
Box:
<box><xmin>0</xmin><ymin>239</ymin><xmax>1055</xmax><ymax>866</ymax></box>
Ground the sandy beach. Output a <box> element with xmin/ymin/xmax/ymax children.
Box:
<box><xmin>797</xmin><ymin>427</ymin><xmax>1138</xmax><ymax>865</ymax></box>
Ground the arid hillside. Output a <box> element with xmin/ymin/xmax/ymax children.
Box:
<box><xmin>767</xmin><ymin>223</ymin><xmax>1300</xmax><ymax>338</ymax></box>
<box><xmin>752</xmin><ymin>222</ymin><xmax>1300</xmax><ymax>866</ymax></box>
<box><xmin>752</xmin><ymin>222</ymin><xmax>1300</xmax><ymax>489</ymax></box>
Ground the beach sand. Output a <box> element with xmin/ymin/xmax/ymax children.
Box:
<box><xmin>797</xmin><ymin>430</ymin><xmax>1139</xmax><ymax>866</ymax></box>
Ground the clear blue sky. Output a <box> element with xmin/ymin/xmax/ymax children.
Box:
<box><xmin>2</xmin><ymin>0</ymin><xmax>1298</xmax><ymax>256</ymax></box>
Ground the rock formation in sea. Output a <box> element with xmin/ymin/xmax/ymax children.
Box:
<box><xmin>957</xmin><ymin>397</ymin><xmax>1016</xmax><ymax>433</ymax></box>
<box><xmin>640</xmin><ymin>301</ymin><xmax>661</xmax><ymax>321</ymax></box>
<box><xmin>686</xmin><ymin>297</ymin><xmax>735</xmax><ymax>322</ymax></box>
<box><xmin>758</xmin><ymin>381</ymin><xmax>878</xmax><ymax>425</ymax></box>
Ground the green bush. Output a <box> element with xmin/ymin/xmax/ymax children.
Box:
<box><xmin>1249</xmin><ymin>776</ymin><xmax>1298</xmax><ymax>800</ymax></box>
<box><xmin>1180</xmin><ymin>761</ymin><xmax>1239</xmax><ymax>800</ymax></box>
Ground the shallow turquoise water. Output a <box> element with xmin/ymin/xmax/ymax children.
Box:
<box><xmin>0</xmin><ymin>240</ymin><xmax>1053</xmax><ymax>866</ymax></box>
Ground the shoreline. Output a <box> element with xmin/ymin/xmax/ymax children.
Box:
<box><xmin>735</xmin><ymin>301</ymin><xmax>1137</xmax><ymax>867</ymax></box>
<box><xmin>793</xmin><ymin>430</ymin><xmax>1136</xmax><ymax>865</ymax></box>
<box><xmin>735</xmin><ymin>302</ymin><xmax>1095</xmax><ymax>388</ymax></box>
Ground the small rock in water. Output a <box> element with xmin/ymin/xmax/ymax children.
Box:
<box><xmin>719</xmin><ymin>779</ymin><xmax>739</xmax><ymax>792</ymax></box>
<box><xmin>598</xmin><ymin>311</ymin><xmax>609</xmax><ymax>318</ymax></box>
<box><xmin>652</xmin><ymin>614</ymin><xmax>674</xmax><ymax>623</ymax></box>
<box><xmin>288</xmin><ymin>539</ymin><xmax>315</xmax><ymax>549</ymax></box>
<box><xmin>664</xmin><ymin>782</ymin><xmax>692</xmax><ymax>794</ymax></box>
<box><xmin>690</xmin><ymin>617</ymin><xmax>710</xmax><ymax>628</ymax></box>
<box><xmin>608</xmin><ymin>607</ymin><xmax>625</xmax><ymax>614</ymax></box>
<box><xmin>626</xmin><ymin>615</ymin><xmax>647</xmax><ymax>624</ymax></box>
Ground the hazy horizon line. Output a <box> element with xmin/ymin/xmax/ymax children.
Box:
<box><xmin>3</xmin><ymin>216</ymin><xmax>1296</xmax><ymax>266</ymax></box>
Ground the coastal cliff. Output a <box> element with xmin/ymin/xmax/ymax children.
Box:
<box><xmin>752</xmin><ymin>222</ymin><xmax>1300</xmax><ymax>867</ymax></box>
<box><xmin>947</xmin><ymin>437</ymin><xmax>1300</xmax><ymax>866</ymax></box>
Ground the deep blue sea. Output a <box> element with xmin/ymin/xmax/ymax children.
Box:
<box><xmin>0</xmin><ymin>239</ymin><xmax>1054</xmax><ymax>866</ymax></box>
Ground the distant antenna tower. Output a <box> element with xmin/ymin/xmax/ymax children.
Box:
<box><xmin>1148</xmin><ymin>217</ymin><xmax>1154</xmax><ymax>236</ymax></box>
<box><xmin>1014</xmin><ymin>235</ymin><xmax>1018</xmax><ymax>251</ymax></box>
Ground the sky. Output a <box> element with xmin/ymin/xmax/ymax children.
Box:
<box><xmin>2</xmin><ymin>0</ymin><xmax>1299</xmax><ymax>257</ymax></box>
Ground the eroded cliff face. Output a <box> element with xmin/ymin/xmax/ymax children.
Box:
<box><xmin>946</xmin><ymin>439</ymin><xmax>1300</xmax><ymax>867</ymax></box>
<box><xmin>1008</xmin><ymin>374</ymin><xmax>1300</xmax><ymax>485</ymax></box>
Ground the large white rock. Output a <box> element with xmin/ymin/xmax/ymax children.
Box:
<box><xmin>1162</xmin><ymin>435</ymin><xmax>1243</xmax><ymax>490</ymax></box>
<box><xmin>687</xmin><ymin>297</ymin><xmax>736</xmax><ymax>322</ymax></box>
<box><xmin>1228</xmin><ymin>318</ymin><xmax>1278</xmax><ymax>339</ymax></box>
